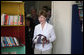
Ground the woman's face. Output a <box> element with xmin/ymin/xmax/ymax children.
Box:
<box><xmin>38</xmin><ymin>15</ymin><xmax>46</xmax><ymax>24</ymax></box>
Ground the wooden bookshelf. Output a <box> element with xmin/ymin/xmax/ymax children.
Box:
<box><xmin>1</xmin><ymin>1</ymin><xmax>25</xmax><ymax>47</ymax></box>
<box><xmin>1</xmin><ymin>1</ymin><xmax>25</xmax><ymax>26</ymax></box>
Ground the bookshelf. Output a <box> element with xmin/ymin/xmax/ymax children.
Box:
<box><xmin>1</xmin><ymin>1</ymin><xmax>25</xmax><ymax>54</ymax></box>
<box><xmin>1</xmin><ymin>1</ymin><xmax>25</xmax><ymax>26</ymax></box>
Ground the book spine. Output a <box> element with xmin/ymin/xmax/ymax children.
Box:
<box><xmin>21</xmin><ymin>15</ymin><xmax>23</xmax><ymax>25</ymax></box>
<box><xmin>14</xmin><ymin>16</ymin><xmax>18</xmax><ymax>25</ymax></box>
<box><xmin>20</xmin><ymin>15</ymin><xmax>22</xmax><ymax>25</ymax></box>
<box><xmin>8</xmin><ymin>16</ymin><xmax>10</xmax><ymax>25</ymax></box>
<box><xmin>1</xmin><ymin>14</ymin><xmax>5</xmax><ymax>25</ymax></box>
<box><xmin>12</xmin><ymin>37</ymin><xmax>17</xmax><ymax>46</ymax></box>
<box><xmin>1</xmin><ymin>37</ymin><xmax>5</xmax><ymax>47</ymax></box>
<box><xmin>13</xmin><ymin>37</ymin><xmax>19</xmax><ymax>46</ymax></box>
<box><xmin>4</xmin><ymin>37</ymin><xmax>9</xmax><ymax>46</ymax></box>
<box><xmin>9</xmin><ymin>37</ymin><xmax>15</xmax><ymax>46</ymax></box>
<box><xmin>10</xmin><ymin>16</ymin><xmax>14</xmax><ymax>25</ymax></box>
<box><xmin>4</xmin><ymin>14</ymin><xmax>8</xmax><ymax>25</ymax></box>
<box><xmin>7</xmin><ymin>16</ymin><xmax>9</xmax><ymax>25</ymax></box>
<box><xmin>6</xmin><ymin>37</ymin><xmax>12</xmax><ymax>46</ymax></box>
<box><xmin>18</xmin><ymin>16</ymin><xmax>20</xmax><ymax>25</ymax></box>
<box><xmin>12</xmin><ymin>16</ymin><xmax>14</xmax><ymax>25</ymax></box>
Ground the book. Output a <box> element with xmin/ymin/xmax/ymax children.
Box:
<box><xmin>12</xmin><ymin>37</ymin><xmax>17</xmax><ymax>46</ymax></box>
<box><xmin>13</xmin><ymin>37</ymin><xmax>19</xmax><ymax>46</ymax></box>
<box><xmin>9</xmin><ymin>37</ymin><xmax>15</xmax><ymax>46</ymax></box>
<box><xmin>1</xmin><ymin>14</ymin><xmax>24</xmax><ymax>25</ymax></box>
<box><xmin>1</xmin><ymin>37</ymin><xmax>5</xmax><ymax>47</ymax></box>
<box><xmin>6</xmin><ymin>37</ymin><xmax>12</xmax><ymax>46</ymax></box>
<box><xmin>18</xmin><ymin>16</ymin><xmax>20</xmax><ymax>25</ymax></box>
<box><xmin>1</xmin><ymin>14</ymin><xmax>6</xmax><ymax>25</ymax></box>
<box><xmin>34</xmin><ymin>34</ymin><xmax>48</xmax><ymax>48</ymax></box>
<box><xmin>10</xmin><ymin>16</ymin><xmax>14</xmax><ymax>25</ymax></box>
<box><xmin>4</xmin><ymin>14</ymin><xmax>8</xmax><ymax>25</ymax></box>
<box><xmin>7</xmin><ymin>16</ymin><xmax>9</xmax><ymax>25</ymax></box>
<box><xmin>8</xmin><ymin>16</ymin><xmax>10</xmax><ymax>25</ymax></box>
<box><xmin>21</xmin><ymin>15</ymin><xmax>23</xmax><ymax>25</ymax></box>
<box><xmin>14</xmin><ymin>15</ymin><xmax>18</xmax><ymax>25</ymax></box>
<box><xmin>20</xmin><ymin>15</ymin><xmax>22</xmax><ymax>25</ymax></box>
<box><xmin>3</xmin><ymin>37</ymin><xmax>9</xmax><ymax>46</ymax></box>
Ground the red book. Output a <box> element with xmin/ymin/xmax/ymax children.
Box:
<box><xmin>4</xmin><ymin>14</ymin><xmax>8</xmax><ymax>25</ymax></box>
<box><xmin>20</xmin><ymin>15</ymin><xmax>22</xmax><ymax>25</ymax></box>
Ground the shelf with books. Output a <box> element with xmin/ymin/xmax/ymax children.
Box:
<box><xmin>1</xmin><ymin>37</ymin><xmax>24</xmax><ymax>48</ymax></box>
<box><xmin>2</xmin><ymin>44</ymin><xmax>24</xmax><ymax>48</ymax></box>
<box><xmin>1</xmin><ymin>14</ymin><xmax>25</xmax><ymax>26</ymax></box>
<box><xmin>1</xmin><ymin>1</ymin><xmax>25</xmax><ymax>54</ymax></box>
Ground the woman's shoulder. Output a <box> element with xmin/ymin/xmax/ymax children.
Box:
<box><xmin>47</xmin><ymin>23</ymin><xmax>53</xmax><ymax>29</ymax></box>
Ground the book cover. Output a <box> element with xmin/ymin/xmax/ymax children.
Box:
<box><xmin>14</xmin><ymin>15</ymin><xmax>18</xmax><ymax>25</ymax></box>
<box><xmin>9</xmin><ymin>37</ymin><xmax>15</xmax><ymax>46</ymax></box>
<box><xmin>1</xmin><ymin>37</ymin><xmax>5</xmax><ymax>47</ymax></box>
<box><xmin>3</xmin><ymin>37</ymin><xmax>9</xmax><ymax>46</ymax></box>
<box><xmin>12</xmin><ymin>37</ymin><xmax>17</xmax><ymax>46</ymax></box>
<box><xmin>34</xmin><ymin>34</ymin><xmax>48</xmax><ymax>48</ymax></box>
<box><xmin>13</xmin><ymin>37</ymin><xmax>19</xmax><ymax>46</ymax></box>
<box><xmin>21</xmin><ymin>15</ymin><xmax>23</xmax><ymax>25</ymax></box>
<box><xmin>10</xmin><ymin>16</ymin><xmax>14</xmax><ymax>25</ymax></box>
<box><xmin>4</xmin><ymin>14</ymin><xmax>8</xmax><ymax>25</ymax></box>
<box><xmin>20</xmin><ymin>15</ymin><xmax>22</xmax><ymax>25</ymax></box>
<box><xmin>7</xmin><ymin>16</ymin><xmax>9</xmax><ymax>25</ymax></box>
<box><xmin>1</xmin><ymin>14</ymin><xmax>6</xmax><ymax>25</ymax></box>
<box><xmin>6</xmin><ymin>37</ymin><xmax>12</xmax><ymax>46</ymax></box>
<box><xmin>18</xmin><ymin>16</ymin><xmax>20</xmax><ymax>25</ymax></box>
<box><xmin>8</xmin><ymin>16</ymin><xmax>10</xmax><ymax>25</ymax></box>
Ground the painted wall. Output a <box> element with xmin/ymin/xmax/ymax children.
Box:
<box><xmin>51</xmin><ymin>1</ymin><xmax>75</xmax><ymax>54</ymax></box>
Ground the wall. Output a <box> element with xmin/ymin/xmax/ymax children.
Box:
<box><xmin>51</xmin><ymin>1</ymin><xmax>75</xmax><ymax>54</ymax></box>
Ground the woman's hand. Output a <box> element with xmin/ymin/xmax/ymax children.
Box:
<box><xmin>42</xmin><ymin>37</ymin><xmax>50</xmax><ymax>44</ymax></box>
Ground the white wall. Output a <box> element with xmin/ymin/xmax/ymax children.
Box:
<box><xmin>51</xmin><ymin>1</ymin><xmax>75</xmax><ymax>54</ymax></box>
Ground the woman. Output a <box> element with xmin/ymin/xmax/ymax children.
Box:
<box><xmin>33</xmin><ymin>10</ymin><xmax>56</xmax><ymax>54</ymax></box>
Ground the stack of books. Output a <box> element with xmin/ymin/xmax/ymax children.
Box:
<box><xmin>1</xmin><ymin>36</ymin><xmax>19</xmax><ymax>47</ymax></box>
<box><xmin>1</xmin><ymin>14</ymin><xmax>23</xmax><ymax>25</ymax></box>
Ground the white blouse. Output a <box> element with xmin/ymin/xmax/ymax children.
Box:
<box><xmin>33</xmin><ymin>22</ymin><xmax>56</xmax><ymax>51</ymax></box>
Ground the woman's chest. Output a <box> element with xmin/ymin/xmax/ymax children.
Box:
<box><xmin>36</xmin><ymin>27</ymin><xmax>51</xmax><ymax>38</ymax></box>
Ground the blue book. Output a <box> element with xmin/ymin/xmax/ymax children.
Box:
<box><xmin>9</xmin><ymin>37</ymin><xmax>15</xmax><ymax>46</ymax></box>
<box><xmin>4</xmin><ymin>37</ymin><xmax>9</xmax><ymax>47</ymax></box>
<box><xmin>6</xmin><ymin>37</ymin><xmax>12</xmax><ymax>46</ymax></box>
